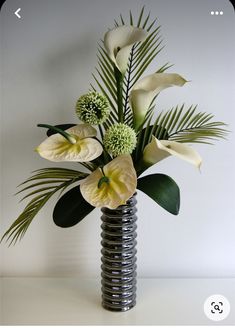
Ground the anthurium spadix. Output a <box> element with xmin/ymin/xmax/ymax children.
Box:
<box><xmin>143</xmin><ymin>137</ymin><xmax>202</xmax><ymax>169</ymax></box>
<box><xmin>129</xmin><ymin>73</ymin><xmax>187</xmax><ymax>130</ymax></box>
<box><xmin>104</xmin><ymin>25</ymin><xmax>147</xmax><ymax>74</ymax></box>
<box><xmin>80</xmin><ymin>155</ymin><xmax>137</xmax><ymax>209</ymax></box>
<box><xmin>36</xmin><ymin>124</ymin><xmax>103</xmax><ymax>162</ymax></box>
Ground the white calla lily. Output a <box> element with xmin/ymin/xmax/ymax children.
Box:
<box><xmin>129</xmin><ymin>73</ymin><xmax>187</xmax><ymax>129</ymax></box>
<box><xmin>143</xmin><ymin>136</ymin><xmax>202</xmax><ymax>169</ymax></box>
<box><xmin>104</xmin><ymin>25</ymin><xmax>147</xmax><ymax>74</ymax></box>
<box><xmin>36</xmin><ymin>124</ymin><xmax>103</xmax><ymax>162</ymax></box>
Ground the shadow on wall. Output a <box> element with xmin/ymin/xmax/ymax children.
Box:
<box><xmin>41</xmin><ymin>30</ymin><xmax>98</xmax><ymax>112</ymax></box>
<box><xmin>2</xmin><ymin>30</ymin><xmax>102</xmax><ymax>277</ymax></box>
<box><xmin>39</xmin><ymin>32</ymin><xmax>101</xmax><ymax>276</ymax></box>
<box><xmin>2</xmin><ymin>30</ymin><xmax>98</xmax><ymax>165</ymax></box>
<box><xmin>43</xmin><ymin>207</ymin><xmax>101</xmax><ymax>277</ymax></box>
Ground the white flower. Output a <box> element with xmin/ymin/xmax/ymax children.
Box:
<box><xmin>104</xmin><ymin>25</ymin><xmax>147</xmax><ymax>74</ymax></box>
<box><xmin>80</xmin><ymin>155</ymin><xmax>137</xmax><ymax>209</ymax></box>
<box><xmin>129</xmin><ymin>73</ymin><xmax>187</xmax><ymax>129</ymax></box>
<box><xmin>36</xmin><ymin>124</ymin><xmax>103</xmax><ymax>162</ymax></box>
<box><xmin>143</xmin><ymin>136</ymin><xmax>202</xmax><ymax>169</ymax></box>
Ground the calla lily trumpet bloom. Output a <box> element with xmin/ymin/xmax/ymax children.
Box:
<box><xmin>143</xmin><ymin>136</ymin><xmax>202</xmax><ymax>169</ymax></box>
<box><xmin>36</xmin><ymin>124</ymin><xmax>103</xmax><ymax>162</ymax></box>
<box><xmin>80</xmin><ymin>155</ymin><xmax>137</xmax><ymax>209</ymax></box>
<box><xmin>104</xmin><ymin>25</ymin><xmax>147</xmax><ymax>74</ymax></box>
<box><xmin>129</xmin><ymin>73</ymin><xmax>187</xmax><ymax>130</ymax></box>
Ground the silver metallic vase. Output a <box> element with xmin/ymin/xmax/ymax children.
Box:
<box><xmin>100</xmin><ymin>193</ymin><xmax>137</xmax><ymax>311</ymax></box>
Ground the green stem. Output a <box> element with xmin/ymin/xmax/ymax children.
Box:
<box><xmin>114</xmin><ymin>67</ymin><xmax>124</xmax><ymax>123</ymax></box>
<box><xmin>123</xmin><ymin>45</ymin><xmax>136</xmax><ymax>120</ymax></box>
<box><xmin>37</xmin><ymin>124</ymin><xmax>75</xmax><ymax>144</ymax></box>
<box><xmin>98</xmin><ymin>124</ymin><xmax>104</xmax><ymax>140</ymax></box>
<box><xmin>94</xmin><ymin>136</ymin><xmax>111</xmax><ymax>165</ymax></box>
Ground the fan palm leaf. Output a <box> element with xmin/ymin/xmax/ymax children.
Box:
<box><xmin>92</xmin><ymin>7</ymin><xmax>171</xmax><ymax>130</ymax></box>
<box><xmin>1</xmin><ymin>168</ymin><xmax>88</xmax><ymax>245</ymax></box>
<box><xmin>133</xmin><ymin>104</ymin><xmax>228</xmax><ymax>171</ymax></box>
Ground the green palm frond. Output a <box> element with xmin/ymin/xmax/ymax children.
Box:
<box><xmin>127</xmin><ymin>25</ymin><xmax>163</xmax><ymax>88</ymax></box>
<box><xmin>1</xmin><ymin>168</ymin><xmax>88</xmax><ymax>245</ymax></box>
<box><xmin>121</xmin><ymin>8</ymin><xmax>169</xmax><ymax>125</ymax></box>
<box><xmin>154</xmin><ymin>105</ymin><xmax>228</xmax><ymax>144</ymax></box>
<box><xmin>133</xmin><ymin>104</ymin><xmax>228</xmax><ymax>170</ymax></box>
<box><xmin>91</xmin><ymin>7</ymin><xmax>171</xmax><ymax>130</ymax></box>
<box><xmin>90</xmin><ymin>44</ymin><xmax>119</xmax><ymax>128</ymax></box>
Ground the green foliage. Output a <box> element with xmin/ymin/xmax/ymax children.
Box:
<box><xmin>91</xmin><ymin>7</ymin><xmax>170</xmax><ymax>130</ymax></box>
<box><xmin>137</xmin><ymin>174</ymin><xmax>180</xmax><ymax>215</ymax></box>
<box><xmin>133</xmin><ymin>104</ymin><xmax>228</xmax><ymax>172</ymax></box>
<box><xmin>1</xmin><ymin>7</ymin><xmax>229</xmax><ymax>245</ymax></box>
<box><xmin>53</xmin><ymin>186</ymin><xmax>94</xmax><ymax>228</ymax></box>
<box><xmin>122</xmin><ymin>11</ymin><xmax>168</xmax><ymax>126</ymax></box>
<box><xmin>92</xmin><ymin>6</ymin><xmax>228</xmax><ymax>154</ymax></box>
<box><xmin>37</xmin><ymin>124</ymin><xmax>74</xmax><ymax>143</ymax></box>
<box><xmin>1</xmin><ymin>168</ymin><xmax>88</xmax><ymax>245</ymax></box>
<box><xmin>46</xmin><ymin>124</ymin><xmax>76</xmax><ymax>137</ymax></box>
<box><xmin>154</xmin><ymin>104</ymin><xmax>228</xmax><ymax>144</ymax></box>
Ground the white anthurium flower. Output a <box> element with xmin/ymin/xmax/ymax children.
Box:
<box><xmin>80</xmin><ymin>155</ymin><xmax>137</xmax><ymax>209</ymax></box>
<box><xmin>104</xmin><ymin>25</ymin><xmax>147</xmax><ymax>74</ymax></box>
<box><xmin>143</xmin><ymin>136</ymin><xmax>202</xmax><ymax>169</ymax></box>
<box><xmin>129</xmin><ymin>73</ymin><xmax>187</xmax><ymax>129</ymax></box>
<box><xmin>36</xmin><ymin>124</ymin><xmax>103</xmax><ymax>162</ymax></box>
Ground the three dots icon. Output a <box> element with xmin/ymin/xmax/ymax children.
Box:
<box><xmin>211</xmin><ymin>11</ymin><xmax>223</xmax><ymax>15</ymax></box>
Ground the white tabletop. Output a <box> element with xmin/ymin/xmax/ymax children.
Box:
<box><xmin>0</xmin><ymin>277</ymin><xmax>234</xmax><ymax>325</ymax></box>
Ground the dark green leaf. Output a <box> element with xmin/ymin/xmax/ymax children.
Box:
<box><xmin>53</xmin><ymin>186</ymin><xmax>94</xmax><ymax>228</ymax></box>
<box><xmin>137</xmin><ymin>174</ymin><xmax>180</xmax><ymax>215</ymax></box>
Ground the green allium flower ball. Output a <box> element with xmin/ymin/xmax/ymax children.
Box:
<box><xmin>104</xmin><ymin>123</ymin><xmax>137</xmax><ymax>156</ymax></box>
<box><xmin>76</xmin><ymin>91</ymin><xmax>110</xmax><ymax>125</ymax></box>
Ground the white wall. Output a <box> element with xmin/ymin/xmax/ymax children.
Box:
<box><xmin>1</xmin><ymin>0</ymin><xmax>235</xmax><ymax>277</ymax></box>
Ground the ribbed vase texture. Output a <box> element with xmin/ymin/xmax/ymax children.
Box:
<box><xmin>100</xmin><ymin>193</ymin><xmax>137</xmax><ymax>312</ymax></box>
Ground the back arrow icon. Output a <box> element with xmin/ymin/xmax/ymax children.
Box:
<box><xmin>15</xmin><ymin>8</ymin><xmax>21</xmax><ymax>18</ymax></box>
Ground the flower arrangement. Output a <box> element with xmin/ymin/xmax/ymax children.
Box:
<box><xmin>1</xmin><ymin>7</ymin><xmax>227</xmax><ymax>245</ymax></box>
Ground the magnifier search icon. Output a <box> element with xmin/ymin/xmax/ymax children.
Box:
<box><xmin>214</xmin><ymin>304</ymin><xmax>220</xmax><ymax>311</ymax></box>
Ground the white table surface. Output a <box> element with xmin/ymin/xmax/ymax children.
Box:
<box><xmin>0</xmin><ymin>277</ymin><xmax>234</xmax><ymax>325</ymax></box>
